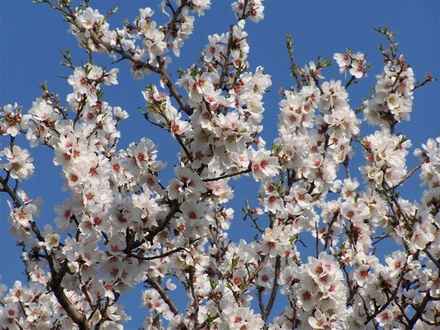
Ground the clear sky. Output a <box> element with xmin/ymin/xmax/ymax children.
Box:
<box><xmin>1</xmin><ymin>1</ymin><xmax>440</xmax><ymax>328</ymax></box>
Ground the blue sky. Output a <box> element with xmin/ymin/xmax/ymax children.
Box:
<box><xmin>1</xmin><ymin>0</ymin><xmax>440</xmax><ymax>328</ymax></box>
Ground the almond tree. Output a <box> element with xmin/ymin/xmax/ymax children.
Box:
<box><xmin>0</xmin><ymin>1</ymin><xmax>438</xmax><ymax>329</ymax></box>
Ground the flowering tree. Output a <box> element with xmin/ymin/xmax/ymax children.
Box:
<box><xmin>0</xmin><ymin>0</ymin><xmax>439</xmax><ymax>329</ymax></box>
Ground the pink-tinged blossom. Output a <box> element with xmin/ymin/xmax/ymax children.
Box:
<box><xmin>76</xmin><ymin>7</ymin><xmax>104</xmax><ymax>30</ymax></box>
<box><xmin>365</xmin><ymin>55</ymin><xmax>415</xmax><ymax>126</ymax></box>
<box><xmin>334</xmin><ymin>50</ymin><xmax>368</xmax><ymax>79</ymax></box>
<box><xmin>232</xmin><ymin>0</ymin><xmax>265</xmax><ymax>22</ymax></box>
<box><xmin>1</xmin><ymin>3</ymin><xmax>440</xmax><ymax>329</ymax></box>
<box><xmin>250</xmin><ymin>149</ymin><xmax>280</xmax><ymax>181</ymax></box>
<box><xmin>0</xmin><ymin>145</ymin><xmax>34</xmax><ymax>180</ymax></box>
<box><xmin>361</xmin><ymin>129</ymin><xmax>410</xmax><ymax>187</ymax></box>
<box><xmin>0</xmin><ymin>103</ymin><xmax>23</xmax><ymax>137</ymax></box>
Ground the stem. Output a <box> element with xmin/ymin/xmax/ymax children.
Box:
<box><xmin>203</xmin><ymin>168</ymin><xmax>251</xmax><ymax>182</ymax></box>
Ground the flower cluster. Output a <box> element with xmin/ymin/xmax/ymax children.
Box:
<box><xmin>232</xmin><ymin>0</ymin><xmax>265</xmax><ymax>22</ymax></box>
<box><xmin>275</xmin><ymin>78</ymin><xmax>359</xmax><ymax>195</ymax></box>
<box><xmin>334</xmin><ymin>50</ymin><xmax>368</xmax><ymax>79</ymax></box>
<box><xmin>364</xmin><ymin>55</ymin><xmax>415</xmax><ymax>127</ymax></box>
<box><xmin>73</xmin><ymin>1</ymin><xmax>211</xmax><ymax>72</ymax></box>
<box><xmin>288</xmin><ymin>253</ymin><xmax>349</xmax><ymax>329</ymax></box>
<box><xmin>0</xmin><ymin>103</ymin><xmax>23</xmax><ymax>136</ymax></box>
<box><xmin>361</xmin><ymin>129</ymin><xmax>410</xmax><ymax>187</ymax></box>
<box><xmin>0</xmin><ymin>145</ymin><xmax>34</xmax><ymax>181</ymax></box>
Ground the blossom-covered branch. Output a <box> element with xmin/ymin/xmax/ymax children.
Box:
<box><xmin>0</xmin><ymin>1</ymin><xmax>439</xmax><ymax>329</ymax></box>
